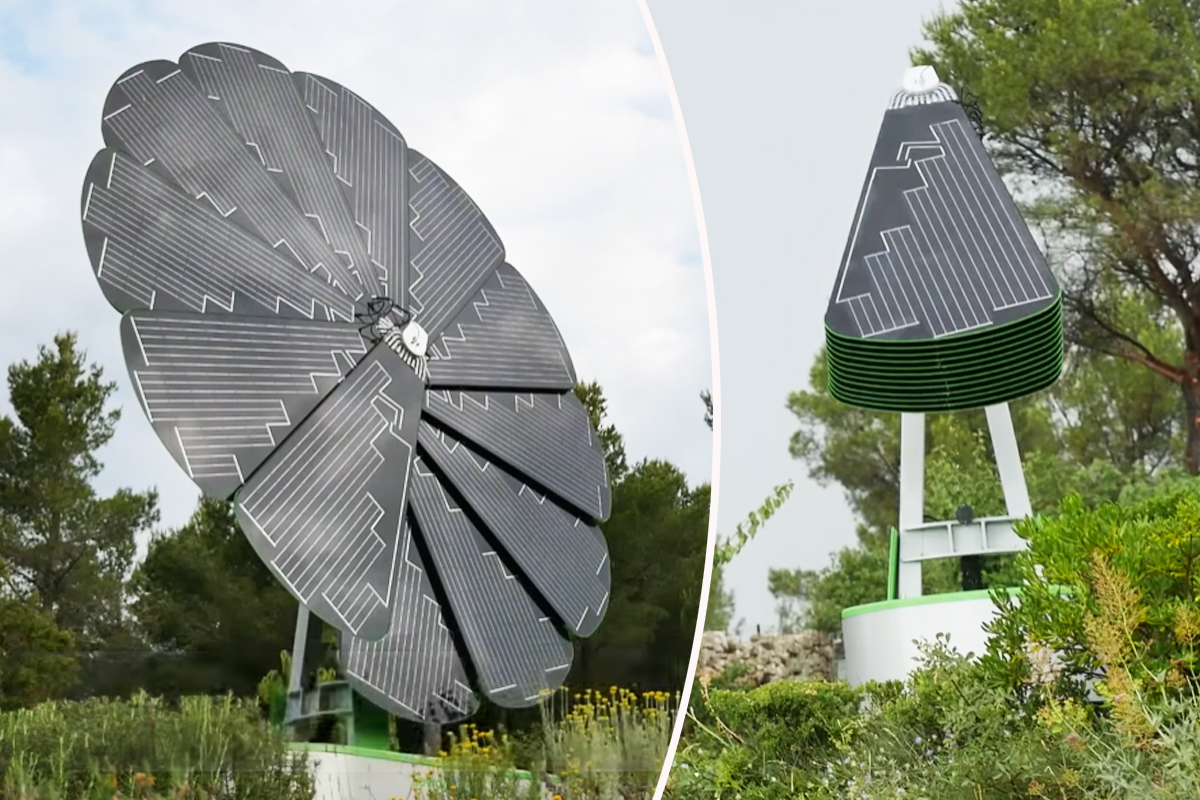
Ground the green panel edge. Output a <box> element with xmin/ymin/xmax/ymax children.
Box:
<box><xmin>824</xmin><ymin>291</ymin><xmax>1063</xmax><ymax>349</ymax></box>
<box><xmin>886</xmin><ymin>527</ymin><xmax>899</xmax><ymax>601</ymax></box>
<box><xmin>842</xmin><ymin>584</ymin><xmax>1073</xmax><ymax>619</ymax></box>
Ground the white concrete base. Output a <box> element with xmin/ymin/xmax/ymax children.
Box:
<box><xmin>306</xmin><ymin>748</ymin><xmax>421</xmax><ymax>800</ymax></box>
<box><xmin>294</xmin><ymin>745</ymin><xmax>543</xmax><ymax>800</ymax></box>
<box><xmin>841</xmin><ymin>591</ymin><xmax>1001</xmax><ymax>686</ymax></box>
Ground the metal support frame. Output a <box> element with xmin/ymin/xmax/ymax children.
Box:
<box><xmin>287</xmin><ymin>604</ymin><xmax>310</xmax><ymax>699</ymax></box>
<box><xmin>284</xmin><ymin>603</ymin><xmax>356</xmax><ymax>744</ymax></box>
<box><xmin>897</xmin><ymin>413</ymin><xmax>925</xmax><ymax>599</ymax></box>
<box><xmin>895</xmin><ymin>403</ymin><xmax>1032</xmax><ymax>599</ymax></box>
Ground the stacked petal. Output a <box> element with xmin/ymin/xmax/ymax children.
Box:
<box><xmin>823</xmin><ymin>77</ymin><xmax>1063</xmax><ymax>413</ymax></box>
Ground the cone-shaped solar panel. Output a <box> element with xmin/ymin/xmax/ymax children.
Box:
<box><xmin>81</xmin><ymin>43</ymin><xmax>612</xmax><ymax>723</ymax></box>
<box><xmin>824</xmin><ymin>68</ymin><xmax>1064</xmax><ymax>412</ymax></box>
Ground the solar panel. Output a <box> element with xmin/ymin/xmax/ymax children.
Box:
<box><xmin>82</xmin><ymin>42</ymin><xmax>612</xmax><ymax>723</ymax></box>
<box><xmin>824</xmin><ymin>68</ymin><xmax>1063</xmax><ymax>412</ymax></box>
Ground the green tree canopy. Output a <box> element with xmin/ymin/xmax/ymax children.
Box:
<box><xmin>913</xmin><ymin>0</ymin><xmax>1200</xmax><ymax>471</ymax></box>
<box><xmin>0</xmin><ymin>334</ymin><xmax>158</xmax><ymax>653</ymax></box>
<box><xmin>0</xmin><ymin>555</ymin><xmax>77</xmax><ymax>710</ymax></box>
<box><xmin>129</xmin><ymin>497</ymin><xmax>298</xmax><ymax>698</ymax></box>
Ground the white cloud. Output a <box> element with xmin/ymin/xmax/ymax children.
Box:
<box><xmin>0</xmin><ymin>0</ymin><xmax>712</xmax><ymax>542</ymax></box>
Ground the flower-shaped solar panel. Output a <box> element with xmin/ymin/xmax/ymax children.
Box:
<box><xmin>80</xmin><ymin>42</ymin><xmax>612</xmax><ymax>723</ymax></box>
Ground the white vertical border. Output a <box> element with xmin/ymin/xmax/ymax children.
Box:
<box><xmin>633</xmin><ymin>1</ymin><xmax>722</xmax><ymax>797</ymax></box>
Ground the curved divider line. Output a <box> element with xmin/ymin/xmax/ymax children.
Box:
<box><xmin>632</xmin><ymin>2</ymin><xmax>722</xmax><ymax>798</ymax></box>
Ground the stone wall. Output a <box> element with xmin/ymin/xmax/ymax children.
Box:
<box><xmin>697</xmin><ymin>630</ymin><xmax>837</xmax><ymax>687</ymax></box>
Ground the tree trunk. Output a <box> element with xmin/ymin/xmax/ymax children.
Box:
<box><xmin>1185</xmin><ymin>349</ymin><xmax>1200</xmax><ymax>475</ymax></box>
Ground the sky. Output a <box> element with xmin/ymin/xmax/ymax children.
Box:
<box><xmin>647</xmin><ymin>0</ymin><xmax>952</xmax><ymax>632</ymax></box>
<box><xmin>0</xmin><ymin>0</ymin><xmax>713</xmax><ymax>544</ymax></box>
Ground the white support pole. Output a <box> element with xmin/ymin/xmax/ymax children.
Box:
<box><xmin>898</xmin><ymin>412</ymin><xmax>925</xmax><ymax>598</ymax></box>
<box><xmin>984</xmin><ymin>403</ymin><xmax>1032</xmax><ymax>518</ymax></box>
<box><xmin>288</xmin><ymin>603</ymin><xmax>310</xmax><ymax>697</ymax></box>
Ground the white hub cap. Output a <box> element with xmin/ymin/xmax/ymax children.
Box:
<box><xmin>401</xmin><ymin>321</ymin><xmax>428</xmax><ymax>358</ymax></box>
<box><xmin>902</xmin><ymin>65</ymin><xmax>941</xmax><ymax>94</ymax></box>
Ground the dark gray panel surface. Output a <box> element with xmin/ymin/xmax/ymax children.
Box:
<box><xmin>122</xmin><ymin>310</ymin><xmax>367</xmax><ymax>500</ymax></box>
<box><xmin>423</xmin><ymin>390</ymin><xmax>610</xmax><ymax>522</ymax></box>
<box><xmin>236</xmin><ymin>343</ymin><xmax>424</xmax><ymax>641</ymax></box>
<box><xmin>419</xmin><ymin>423</ymin><xmax>609</xmax><ymax>636</ymax></box>
<box><xmin>88</xmin><ymin>43</ymin><xmax>616</xmax><ymax>720</ymax></box>
<box><xmin>406</xmin><ymin>152</ymin><xmax>505</xmax><ymax>337</ymax></box>
<box><xmin>179</xmin><ymin>43</ymin><xmax>384</xmax><ymax>300</ymax></box>
<box><xmin>101</xmin><ymin>60</ymin><xmax>365</xmax><ymax>302</ymax></box>
<box><xmin>296</xmin><ymin>71</ymin><xmax>410</xmax><ymax>304</ymax></box>
<box><xmin>408</xmin><ymin>456</ymin><xmax>574</xmax><ymax>707</ymax></box>
<box><xmin>341</xmin><ymin>512</ymin><xmax>479</xmax><ymax>723</ymax></box>
<box><xmin>826</xmin><ymin>99</ymin><xmax>1058</xmax><ymax>341</ymax></box>
<box><xmin>82</xmin><ymin>150</ymin><xmax>356</xmax><ymax>321</ymax></box>
<box><xmin>427</xmin><ymin>263</ymin><xmax>576</xmax><ymax>390</ymax></box>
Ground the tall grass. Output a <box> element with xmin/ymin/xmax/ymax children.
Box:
<box><xmin>0</xmin><ymin>692</ymin><xmax>313</xmax><ymax>800</ymax></box>
<box><xmin>410</xmin><ymin>687</ymin><xmax>678</xmax><ymax>800</ymax></box>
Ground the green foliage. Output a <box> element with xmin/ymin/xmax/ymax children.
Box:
<box><xmin>412</xmin><ymin>688</ymin><xmax>675</xmax><ymax>800</ymax></box>
<box><xmin>672</xmin><ymin>477</ymin><xmax>1200</xmax><ymax>799</ymax></box>
<box><xmin>256</xmin><ymin>652</ymin><xmax>291</xmax><ymax>726</ymax></box>
<box><xmin>574</xmin><ymin>381</ymin><xmax>629</xmax><ymax>484</ymax></box>
<box><xmin>0</xmin><ymin>334</ymin><xmax>159</xmax><ymax>655</ymax></box>
<box><xmin>912</xmin><ymin>0</ymin><xmax>1200</xmax><ymax>469</ymax></box>
<box><xmin>981</xmin><ymin>486</ymin><xmax>1200</xmax><ymax>701</ymax></box>
<box><xmin>0</xmin><ymin>692</ymin><xmax>313</xmax><ymax>800</ymax></box>
<box><xmin>712</xmin><ymin>482</ymin><xmax>794</xmax><ymax>570</ymax></box>
<box><xmin>561</xmin><ymin>382</ymin><xmax>710</xmax><ymax>690</ymax></box>
<box><xmin>130</xmin><ymin>497</ymin><xmax>297</xmax><ymax>698</ymax></box>
<box><xmin>765</xmin><ymin>545</ymin><xmax>942</xmax><ymax>635</ymax></box>
<box><xmin>672</xmin><ymin>679</ymin><xmax>861</xmax><ymax>799</ymax></box>
<box><xmin>0</xmin><ymin>592</ymin><xmax>77</xmax><ymax>710</ymax></box>
<box><xmin>779</xmin><ymin>336</ymin><xmax>1187</xmax><ymax>629</ymax></box>
<box><xmin>701</xmin><ymin>388</ymin><xmax>791</xmax><ymax>634</ymax></box>
<box><xmin>707</xmin><ymin>680</ymin><xmax>859</xmax><ymax>766</ymax></box>
<box><xmin>587</xmin><ymin>459</ymin><xmax>709</xmax><ymax>687</ymax></box>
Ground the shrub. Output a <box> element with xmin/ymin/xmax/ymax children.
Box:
<box><xmin>0</xmin><ymin>692</ymin><xmax>313</xmax><ymax>800</ymax></box>
<box><xmin>669</xmin><ymin>678</ymin><xmax>861</xmax><ymax>799</ymax></box>
<box><xmin>412</xmin><ymin>686</ymin><xmax>675</xmax><ymax>800</ymax></box>
<box><xmin>981</xmin><ymin>490</ymin><xmax>1200</xmax><ymax>701</ymax></box>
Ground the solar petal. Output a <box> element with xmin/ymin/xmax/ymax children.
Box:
<box><xmin>83</xmin><ymin>43</ymin><xmax>613</xmax><ymax>724</ymax></box>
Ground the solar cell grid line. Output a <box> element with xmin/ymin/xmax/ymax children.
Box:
<box><xmin>936</xmin><ymin>119</ymin><xmax>1053</xmax><ymax>305</ymax></box>
<box><xmin>827</xmin><ymin>96</ymin><xmax>1059</xmax><ymax>344</ymax></box>
<box><xmin>102</xmin><ymin>63</ymin><xmax>365</xmax><ymax>302</ymax></box>
<box><xmin>920</xmin><ymin>141</ymin><xmax>1012</xmax><ymax>310</ymax></box>
<box><xmin>914</xmin><ymin>126</ymin><xmax>1017</xmax><ymax>312</ymax></box>
<box><xmin>180</xmin><ymin>43</ymin><xmax>385</xmax><ymax>300</ymax></box>
<box><xmin>843</xmin><ymin>296</ymin><xmax>875</xmax><ymax>338</ymax></box>
<box><xmin>407</xmin><ymin>154</ymin><xmax>505</xmax><ymax>337</ymax></box>
<box><xmin>423</xmin><ymin>389</ymin><xmax>611</xmax><ymax>521</ymax></box>
<box><xmin>87</xmin><ymin>42</ymin><xmax>618</xmax><ymax>723</ymax></box>
<box><xmin>236</xmin><ymin>345</ymin><xmax>424</xmax><ymax>641</ymax></box>
<box><xmin>84</xmin><ymin>151</ymin><xmax>357</xmax><ymax>321</ymax></box>
<box><xmin>884</xmin><ymin>227</ymin><xmax>954</xmax><ymax>337</ymax></box>
<box><xmin>408</xmin><ymin>457</ymin><xmax>574</xmax><ymax>706</ymax></box>
<box><xmin>418</xmin><ymin>422</ymin><xmax>610</xmax><ymax>637</ymax></box>
<box><xmin>903</xmin><ymin>179</ymin><xmax>991</xmax><ymax>333</ymax></box>
<box><xmin>427</xmin><ymin>263</ymin><xmax>577</xmax><ymax>390</ymax></box>
<box><xmin>865</xmin><ymin>252</ymin><xmax>920</xmax><ymax>333</ymax></box>
<box><xmin>298</xmin><ymin>72</ymin><xmax>409</xmax><ymax>302</ymax></box>
<box><xmin>342</xmin><ymin>513</ymin><xmax>478</xmax><ymax>723</ymax></box>
<box><xmin>910</xmin><ymin>153</ymin><xmax>993</xmax><ymax>325</ymax></box>
<box><xmin>252</xmin><ymin>370</ymin><xmax>390</xmax><ymax>567</ymax></box>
